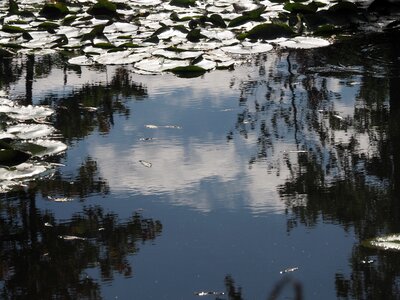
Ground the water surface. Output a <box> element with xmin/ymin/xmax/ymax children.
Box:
<box><xmin>1</xmin><ymin>31</ymin><xmax>400</xmax><ymax>299</ymax></box>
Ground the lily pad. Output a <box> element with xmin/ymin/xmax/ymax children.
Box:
<box><xmin>239</xmin><ymin>23</ymin><xmax>295</xmax><ymax>40</ymax></box>
<box><xmin>0</xmin><ymin>148</ymin><xmax>31</xmax><ymax>167</ymax></box>
<box><xmin>87</xmin><ymin>0</ymin><xmax>118</xmax><ymax>17</ymax></box>
<box><xmin>39</xmin><ymin>2</ymin><xmax>70</xmax><ymax>20</ymax></box>
<box><xmin>278</xmin><ymin>36</ymin><xmax>330</xmax><ymax>49</ymax></box>
<box><xmin>170</xmin><ymin>0</ymin><xmax>196</xmax><ymax>7</ymax></box>
<box><xmin>167</xmin><ymin>65</ymin><xmax>207</xmax><ymax>77</ymax></box>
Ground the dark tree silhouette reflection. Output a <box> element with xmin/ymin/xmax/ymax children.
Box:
<box><xmin>231</xmin><ymin>31</ymin><xmax>400</xmax><ymax>299</ymax></box>
<box><xmin>0</xmin><ymin>193</ymin><xmax>162</xmax><ymax>299</ymax></box>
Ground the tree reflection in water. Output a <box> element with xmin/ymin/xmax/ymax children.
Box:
<box><xmin>230</xmin><ymin>31</ymin><xmax>400</xmax><ymax>298</ymax></box>
<box><xmin>0</xmin><ymin>190</ymin><xmax>162</xmax><ymax>299</ymax></box>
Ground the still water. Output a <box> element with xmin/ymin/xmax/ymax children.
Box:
<box><xmin>1</xmin><ymin>31</ymin><xmax>400</xmax><ymax>299</ymax></box>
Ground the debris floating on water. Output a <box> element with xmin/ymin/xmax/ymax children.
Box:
<box><xmin>280</xmin><ymin>267</ymin><xmax>299</xmax><ymax>274</ymax></box>
<box><xmin>145</xmin><ymin>124</ymin><xmax>181</xmax><ymax>129</ymax></box>
<box><xmin>139</xmin><ymin>160</ymin><xmax>152</xmax><ymax>168</ymax></box>
<box><xmin>361</xmin><ymin>258</ymin><xmax>375</xmax><ymax>264</ymax></box>
<box><xmin>47</xmin><ymin>196</ymin><xmax>74</xmax><ymax>202</ymax></box>
<box><xmin>58</xmin><ymin>235</ymin><xmax>87</xmax><ymax>241</ymax></box>
<box><xmin>194</xmin><ymin>291</ymin><xmax>225</xmax><ymax>296</ymax></box>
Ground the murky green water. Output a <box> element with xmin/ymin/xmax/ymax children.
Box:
<box><xmin>1</xmin><ymin>30</ymin><xmax>400</xmax><ymax>299</ymax></box>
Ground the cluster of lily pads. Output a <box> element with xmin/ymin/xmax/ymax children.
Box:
<box><xmin>0</xmin><ymin>93</ymin><xmax>67</xmax><ymax>191</ymax></box>
<box><xmin>0</xmin><ymin>0</ymin><xmax>374</xmax><ymax>75</ymax></box>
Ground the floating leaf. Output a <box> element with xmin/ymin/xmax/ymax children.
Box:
<box><xmin>167</xmin><ymin>65</ymin><xmax>207</xmax><ymax>77</ymax></box>
<box><xmin>239</xmin><ymin>23</ymin><xmax>295</xmax><ymax>40</ymax></box>
<box><xmin>283</xmin><ymin>2</ymin><xmax>318</xmax><ymax>14</ymax></box>
<box><xmin>87</xmin><ymin>0</ymin><xmax>118</xmax><ymax>17</ymax></box>
<box><xmin>139</xmin><ymin>160</ymin><xmax>152</xmax><ymax>168</ymax></box>
<box><xmin>0</xmin><ymin>163</ymin><xmax>47</xmax><ymax>180</ymax></box>
<box><xmin>2</xmin><ymin>24</ymin><xmax>26</xmax><ymax>34</ymax></box>
<box><xmin>39</xmin><ymin>2</ymin><xmax>70</xmax><ymax>20</ymax></box>
<box><xmin>0</xmin><ymin>148</ymin><xmax>31</xmax><ymax>167</ymax></box>
<box><xmin>278</xmin><ymin>36</ymin><xmax>330</xmax><ymax>49</ymax></box>
<box><xmin>170</xmin><ymin>0</ymin><xmax>196</xmax><ymax>7</ymax></box>
<box><xmin>7</xmin><ymin>124</ymin><xmax>55</xmax><ymax>140</ymax></box>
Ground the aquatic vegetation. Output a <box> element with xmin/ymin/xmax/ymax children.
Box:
<box><xmin>3</xmin><ymin>0</ymin><xmax>385</xmax><ymax>75</ymax></box>
<box><xmin>0</xmin><ymin>93</ymin><xmax>67</xmax><ymax>190</ymax></box>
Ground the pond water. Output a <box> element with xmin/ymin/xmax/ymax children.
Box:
<box><xmin>1</xmin><ymin>30</ymin><xmax>400</xmax><ymax>299</ymax></box>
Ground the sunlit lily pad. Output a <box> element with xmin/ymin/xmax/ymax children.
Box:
<box><xmin>278</xmin><ymin>36</ymin><xmax>331</xmax><ymax>49</ymax></box>
<box><xmin>0</xmin><ymin>103</ymin><xmax>53</xmax><ymax>120</ymax></box>
<box><xmin>68</xmin><ymin>55</ymin><xmax>97</xmax><ymax>66</ymax></box>
<box><xmin>7</xmin><ymin>124</ymin><xmax>55</xmax><ymax>139</ymax></box>
<box><xmin>134</xmin><ymin>57</ymin><xmax>190</xmax><ymax>73</ymax></box>
<box><xmin>221</xmin><ymin>42</ymin><xmax>273</xmax><ymax>54</ymax></box>
<box><xmin>0</xmin><ymin>162</ymin><xmax>48</xmax><ymax>181</ymax></box>
<box><xmin>15</xmin><ymin>139</ymin><xmax>67</xmax><ymax>157</ymax></box>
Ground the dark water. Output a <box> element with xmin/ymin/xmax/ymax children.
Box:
<box><xmin>1</xmin><ymin>30</ymin><xmax>400</xmax><ymax>299</ymax></box>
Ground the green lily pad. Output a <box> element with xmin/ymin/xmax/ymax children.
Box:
<box><xmin>39</xmin><ymin>2</ymin><xmax>70</xmax><ymax>20</ymax></box>
<box><xmin>0</xmin><ymin>148</ymin><xmax>31</xmax><ymax>167</ymax></box>
<box><xmin>2</xmin><ymin>24</ymin><xmax>26</xmax><ymax>34</ymax></box>
<box><xmin>170</xmin><ymin>0</ymin><xmax>196</xmax><ymax>7</ymax></box>
<box><xmin>37</xmin><ymin>22</ymin><xmax>60</xmax><ymax>33</ymax></box>
<box><xmin>328</xmin><ymin>1</ymin><xmax>359</xmax><ymax>13</ymax></box>
<box><xmin>228</xmin><ymin>5</ymin><xmax>266</xmax><ymax>28</ymax></box>
<box><xmin>239</xmin><ymin>23</ymin><xmax>295</xmax><ymax>40</ymax></box>
<box><xmin>87</xmin><ymin>0</ymin><xmax>118</xmax><ymax>17</ymax></box>
<box><xmin>284</xmin><ymin>2</ymin><xmax>318</xmax><ymax>14</ymax></box>
<box><xmin>167</xmin><ymin>65</ymin><xmax>207</xmax><ymax>78</ymax></box>
<box><xmin>208</xmin><ymin>14</ymin><xmax>227</xmax><ymax>28</ymax></box>
<box><xmin>186</xmin><ymin>29</ymin><xmax>206</xmax><ymax>42</ymax></box>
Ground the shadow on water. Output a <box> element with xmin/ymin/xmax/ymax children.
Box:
<box><xmin>1</xmin><ymin>30</ymin><xmax>400</xmax><ymax>298</ymax></box>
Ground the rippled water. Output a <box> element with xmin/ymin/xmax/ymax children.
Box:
<box><xmin>1</xmin><ymin>31</ymin><xmax>400</xmax><ymax>299</ymax></box>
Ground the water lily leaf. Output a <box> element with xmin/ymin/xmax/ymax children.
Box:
<box><xmin>208</xmin><ymin>14</ymin><xmax>226</xmax><ymax>28</ymax></box>
<box><xmin>313</xmin><ymin>24</ymin><xmax>343</xmax><ymax>36</ymax></box>
<box><xmin>328</xmin><ymin>1</ymin><xmax>359</xmax><ymax>13</ymax></box>
<box><xmin>362</xmin><ymin>234</ymin><xmax>400</xmax><ymax>251</ymax></box>
<box><xmin>170</xmin><ymin>0</ymin><xmax>196</xmax><ymax>7</ymax></box>
<box><xmin>167</xmin><ymin>65</ymin><xmax>207</xmax><ymax>77</ymax></box>
<box><xmin>7</xmin><ymin>124</ymin><xmax>55</xmax><ymax>140</ymax></box>
<box><xmin>0</xmin><ymin>163</ymin><xmax>47</xmax><ymax>180</ymax></box>
<box><xmin>239</xmin><ymin>23</ymin><xmax>295</xmax><ymax>40</ymax></box>
<box><xmin>134</xmin><ymin>57</ymin><xmax>190</xmax><ymax>73</ymax></box>
<box><xmin>0</xmin><ymin>103</ymin><xmax>53</xmax><ymax>121</ymax></box>
<box><xmin>12</xmin><ymin>139</ymin><xmax>67</xmax><ymax>157</ymax></box>
<box><xmin>221</xmin><ymin>42</ymin><xmax>273</xmax><ymax>54</ymax></box>
<box><xmin>37</xmin><ymin>22</ymin><xmax>60</xmax><ymax>33</ymax></box>
<box><xmin>0</xmin><ymin>148</ymin><xmax>31</xmax><ymax>167</ymax></box>
<box><xmin>2</xmin><ymin>24</ymin><xmax>26</xmax><ymax>34</ymax></box>
<box><xmin>87</xmin><ymin>0</ymin><xmax>118</xmax><ymax>17</ymax></box>
<box><xmin>39</xmin><ymin>2</ymin><xmax>70</xmax><ymax>20</ymax></box>
<box><xmin>186</xmin><ymin>29</ymin><xmax>207</xmax><ymax>42</ymax></box>
<box><xmin>278</xmin><ymin>36</ymin><xmax>330</xmax><ymax>49</ymax></box>
<box><xmin>283</xmin><ymin>2</ymin><xmax>318</xmax><ymax>14</ymax></box>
